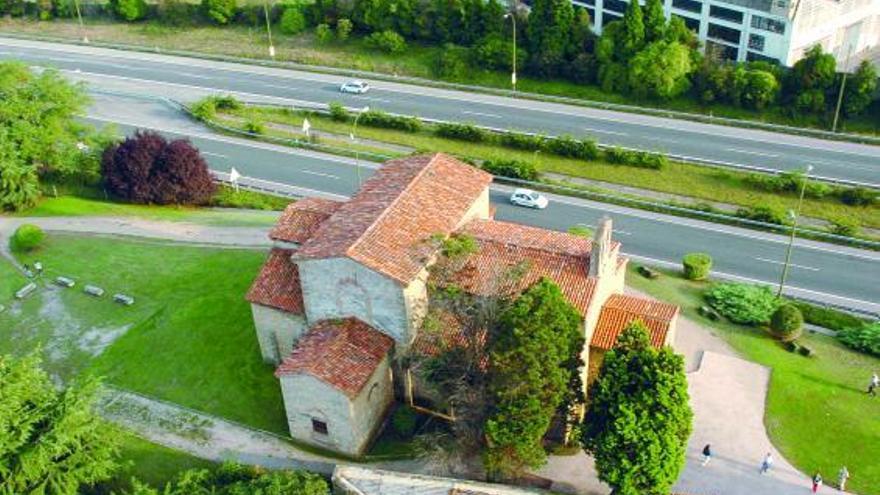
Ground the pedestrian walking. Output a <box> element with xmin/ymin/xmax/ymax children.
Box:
<box><xmin>812</xmin><ymin>472</ymin><xmax>823</xmax><ymax>493</ymax></box>
<box><xmin>868</xmin><ymin>372</ymin><xmax>879</xmax><ymax>396</ymax></box>
<box><xmin>838</xmin><ymin>466</ymin><xmax>849</xmax><ymax>491</ymax></box>
<box><xmin>760</xmin><ymin>452</ymin><xmax>774</xmax><ymax>474</ymax></box>
<box><xmin>701</xmin><ymin>444</ymin><xmax>712</xmax><ymax>466</ymax></box>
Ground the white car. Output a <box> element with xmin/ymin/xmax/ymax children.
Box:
<box><xmin>510</xmin><ymin>188</ymin><xmax>549</xmax><ymax>209</ymax></box>
<box><xmin>340</xmin><ymin>80</ymin><xmax>370</xmax><ymax>94</ymax></box>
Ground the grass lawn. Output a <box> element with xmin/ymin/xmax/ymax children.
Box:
<box><xmin>223</xmin><ymin>106</ymin><xmax>880</xmax><ymax>230</ymax></box>
<box><xmin>3</xmin><ymin>18</ymin><xmax>878</xmax><ymax>136</ymax></box>
<box><xmin>626</xmin><ymin>264</ymin><xmax>880</xmax><ymax>495</ymax></box>
<box><xmin>1</xmin><ymin>233</ymin><xmax>288</xmax><ymax>435</ymax></box>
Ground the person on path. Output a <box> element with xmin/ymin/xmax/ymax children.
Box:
<box><xmin>838</xmin><ymin>466</ymin><xmax>849</xmax><ymax>491</ymax></box>
<box><xmin>812</xmin><ymin>472</ymin><xmax>823</xmax><ymax>493</ymax></box>
<box><xmin>701</xmin><ymin>444</ymin><xmax>712</xmax><ymax>466</ymax></box>
<box><xmin>760</xmin><ymin>452</ymin><xmax>774</xmax><ymax>474</ymax></box>
<box><xmin>868</xmin><ymin>373</ymin><xmax>879</xmax><ymax>396</ymax></box>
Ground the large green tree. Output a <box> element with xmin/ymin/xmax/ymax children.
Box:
<box><xmin>526</xmin><ymin>0</ymin><xmax>576</xmax><ymax>75</ymax></box>
<box><xmin>582</xmin><ymin>322</ymin><xmax>692</xmax><ymax>495</ymax></box>
<box><xmin>0</xmin><ymin>353</ymin><xmax>120</xmax><ymax>495</ymax></box>
<box><xmin>483</xmin><ymin>278</ymin><xmax>583</xmax><ymax>479</ymax></box>
<box><xmin>843</xmin><ymin>60</ymin><xmax>878</xmax><ymax>117</ymax></box>
<box><xmin>0</xmin><ymin>61</ymin><xmax>100</xmax><ymax>211</ymax></box>
<box><xmin>786</xmin><ymin>44</ymin><xmax>836</xmax><ymax>113</ymax></box>
<box><xmin>642</xmin><ymin>0</ymin><xmax>665</xmax><ymax>43</ymax></box>
<box><xmin>124</xmin><ymin>462</ymin><xmax>329</xmax><ymax>494</ymax></box>
<box><xmin>619</xmin><ymin>0</ymin><xmax>645</xmax><ymax>58</ymax></box>
<box><xmin>628</xmin><ymin>41</ymin><xmax>692</xmax><ymax>99</ymax></box>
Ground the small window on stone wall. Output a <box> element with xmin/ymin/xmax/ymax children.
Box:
<box><xmin>312</xmin><ymin>419</ymin><xmax>328</xmax><ymax>435</ymax></box>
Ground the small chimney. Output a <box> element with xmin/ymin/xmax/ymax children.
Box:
<box><xmin>589</xmin><ymin>217</ymin><xmax>614</xmax><ymax>279</ymax></box>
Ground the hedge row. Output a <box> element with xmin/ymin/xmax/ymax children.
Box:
<box><xmin>744</xmin><ymin>171</ymin><xmax>878</xmax><ymax>207</ymax></box>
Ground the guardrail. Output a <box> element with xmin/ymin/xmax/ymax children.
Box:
<box><xmin>6</xmin><ymin>31</ymin><xmax>880</xmax><ymax>147</ymax></box>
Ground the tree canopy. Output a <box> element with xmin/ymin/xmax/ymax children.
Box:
<box><xmin>0</xmin><ymin>353</ymin><xmax>120</xmax><ymax>495</ymax></box>
<box><xmin>483</xmin><ymin>278</ymin><xmax>583</xmax><ymax>479</ymax></box>
<box><xmin>582</xmin><ymin>322</ymin><xmax>692</xmax><ymax>495</ymax></box>
<box><xmin>123</xmin><ymin>462</ymin><xmax>329</xmax><ymax>495</ymax></box>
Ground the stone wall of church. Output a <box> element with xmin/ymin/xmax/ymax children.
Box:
<box><xmin>298</xmin><ymin>257</ymin><xmax>413</xmax><ymax>344</ymax></box>
<box><xmin>251</xmin><ymin>303</ymin><xmax>307</xmax><ymax>364</ymax></box>
<box><xmin>279</xmin><ymin>355</ymin><xmax>393</xmax><ymax>456</ymax></box>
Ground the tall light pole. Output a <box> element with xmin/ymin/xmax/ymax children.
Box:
<box><xmin>776</xmin><ymin>164</ymin><xmax>814</xmax><ymax>298</ymax></box>
<box><xmin>504</xmin><ymin>12</ymin><xmax>517</xmax><ymax>93</ymax></box>
<box><xmin>263</xmin><ymin>0</ymin><xmax>276</xmax><ymax>59</ymax></box>
<box><xmin>350</xmin><ymin>106</ymin><xmax>369</xmax><ymax>188</ymax></box>
<box><xmin>831</xmin><ymin>44</ymin><xmax>854</xmax><ymax>133</ymax></box>
<box><xmin>73</xmin><ymin>0</ymin><xmax>88</xmax><ymax>43</ymax></box>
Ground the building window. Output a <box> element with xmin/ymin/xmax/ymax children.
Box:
<box><xmin>709</xmin><ymin>5</ymin><xmax>743</xmax><ymax>24</ymax></box>
<box><xmin>707</xmin><ymin>23</ymin><xmax>741</xmax><ymax>44</ymax></box>
<box><xmin>602</xmin><ymin>12</ymin><xmax>622</xmax><ymax>26</ymax></box>
<box><xmin>671</xmin><ymin>0</ymin><xmax>702</xmax><ymax>14</ymax></box>
<box><xmin>312</xmin><ymin>419</ymin><xmax>328</xmax><ymax>435</ymax></box>
<box><xmin>751</xmin><ymin>15</ymin><xmax>785</xmax><ymax>34</ymax></box>
<box><xmin>746</xmin><ymin>51</ymin><xmax>779</xmax><ymax>64</ymax></box>
<box><xmin>604</xmin><ymin>0</ymin><xmax>628</xmax><ymax>14</ymax></box>
<box><xmin>706</xmin><ymin>40</ymin><xmax>739</xmax><ymax>61</ymax></box>
<box><xmin>673</xmin><ymin>13</ymin><xmax>700</xmax><ymax>32</ymax></box>
<box><xmin>748</xmin><ymin>33</ymin><xmax>765</xmax><ymax>52</ymax></box>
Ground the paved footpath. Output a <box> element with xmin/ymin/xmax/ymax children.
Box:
<box><xmin>0</xmin><ymin>216</ymin><xmax>850</xmax><ymax>494</ymax></box>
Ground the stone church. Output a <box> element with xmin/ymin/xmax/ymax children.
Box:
<box><xmin>246</xmin><ymin>153</ymin><xmax>679</xmax><ymax>456</ymax></box>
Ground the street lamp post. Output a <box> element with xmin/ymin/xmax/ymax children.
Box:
<box><xmin>73</xmin><ymin>0</ymin><xmax>88</xmax><ymax>43</ymax></box>
<box><xmin>263</xmin><ymin>0</ymin><xmax>276</xmax><ymax>59</ymax></box>
<box><xmin>776</xmin><ymin>165</ymin><xmax>814</xmax><ymax>298</ymax></box>
<box><xmin>504</xmin><ymin>12</ymin><xmax>517</xmax><ymax>93</ymax></box>
<box><xmin>350</xmin><ymin>106</ymin><xmax>370</xmax><ymax>188</ymax></box>
<box><xmin>831</xmin><ymin>45</ymin><xmax>854</xmax><ymax>133</ymax></box>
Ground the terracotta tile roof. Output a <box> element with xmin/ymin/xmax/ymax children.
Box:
<box><xmin>591</xmin><ymin>294</ymin><xmax>679</xmax><ymax>350</ymax></box>
<box><xmin>269</xmin><ymin>197</ymin><xmax>344</xmax><ymax>244</ymax></box>
<box><xmin>275</xmin><ymin>318</ymin><xmax>394</xmax><ymax>398</ymax></box>
<box><xmin>245</xmin><ymin>249</ymin><xmax>304</xmax><ymax>314</ymax></box>
<box><xmin>446</xmin><ymin>219</ymin><xmax>597</xmax><ymax>315</ymax></box>
<box><xmin>294</xmin><ymin>154</ymin><xmax>493</xmax><ymax>284</ymax></box>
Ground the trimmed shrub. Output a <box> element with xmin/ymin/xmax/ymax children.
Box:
<box><xmin>101</xmin><ymin>130</ymin><xmax>215</xmax><ymax>205</ymax></box>
<box><xmin>10</xmin><ymin>224</ymin><xmax>45</xmax><ymax>253</ymax></box>
<box><xmin>704</xmin><ymin>283</ymin><xmax>780</xmax><ymax>325</ymax></box>
<box><xmin>769</xmin><ymin>304</ymin><xmax>803</xmax><ymax>342</ymax></box>
<box><xmin>499</xmin><ymin>132</ymin><xmax>545</xmax><ymax>152</ymax></box>
<box><xmin>682</xmin><ymin>253</ymin><xmax>712</xmax><ymax>280</ymax></box>
<box><xmin>735</xmin><ymin>204</ymin><xmax>788</xmax><ymax>225</ymax></box>
<box><xmin>744</xmin><ymin>172</ymin><xmax>831</xmax><ymax>199</ymax></box>
<box><xmin>279</xmin><ymin>6</ymin><xmax>306</xmax><ymax>34</ymax></box>
<box><xmin>212</xmin><ymin>95</ymin><xmax>242</xmax><ymax>111</ymax></box>
<box><xmin>434</xmin><ymin>122</ymin><xmax>488</xmax><ymax>142</ymax></box>
<box><xmin>793</xmin><ymin>302</ymin><xmax>866</xmax><ymax>332</ymax></box>
<box><xmin>336</xmin><ymin>18</ymin><xmax>352</xmax><ymax>41</ymax></box>
<box><xmin>839</xmin><ymin>187</ymin><xmax>877</xmax><ymax>206</ymax></box>
<box><xmin>359</xmin><ymin>109</ymin><xmax>421</xmax><ymax>132</ymax></box>
<box><xmin>201</xmin><ymin>0</ymin><xmax>236</xmax><ymax>24</ymax></box>
<box><xmin>481</xmin><ymin>159</ymin><xmax>539</xmax><ymax>181</ymax></box>
<box><xmin>604</xmin><ymin>146</ymin><xmax>666</xmax><ymax>169</ymax></box>
<box><xmin>543</xmin><ymin>135</ymin><xmax>600</xmax><ymax>160</ymax></box>
<box><xmin>366</xmin><ymin>30</ymin><xmax>406</xmax><ymax>54</ymax></box>
<box><xmin>190</xmin><ymin>98</ymin><xmax>217</xmax><ymax>120</ymax></box>
<box><xmin>838</xmin><ymin>322</ymin><xmax>880</xmax><ymax>357</ymax></box>
<box><xmin>328</xmin><ymin>101</ymin><xmax>348</xmax><ymax>122</ymax></box>
<box><xmin>315</xmin><ymin>23</ymin><xmax>333</xmax><ymax>43</ymax></box>
<box><xmin>391</xmin><ymin>406</ymin><xmax>418</xmax><ymax>438</ymax></box>
<box><xmin>113</xmin><ymin>0</ymin><xmax>148</xmax><ymax>21</ymax></box>
<box><xmin>244</xmin><ymin>119</ymin><xmax>266</xmax><ymax>135</ymax></box>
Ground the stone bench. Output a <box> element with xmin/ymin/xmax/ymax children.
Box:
<box><xmin>15</xmin><ymin>283</ymin><xmax>37</xmax><ymax>300</ymax></box>
<box><xmin>113</xmin><ymin>294</ymin><xmax>135</xmax><ymax>306</ymax></box>
<box><xmin>84</xmin><ymin>285</ymin><xmax>105</xmax><ymax>297</ymax></box>
<box><xmin>55</xmin><ymin>276</ymin><xmax>76</xmax><ymax>288</ymax></box>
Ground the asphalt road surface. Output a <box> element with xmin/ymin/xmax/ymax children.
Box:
<box><xmin>81</xmin><ymin>94</ymin><xmax>880</xmax><ymax>314</ymax></box>
<box><xmin>2</xmin><ymin>37</ymin><xmax>879</xmax><ymax>187</ymax></box>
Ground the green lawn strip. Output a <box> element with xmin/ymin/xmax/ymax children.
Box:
<box><xmin>224</xmin><ymin>106</ymin><xmax>880</xmax><ymax>230</ymax></box>
<box><xmin>3</xmin><ymin>18</ymin><xmax>878</xmax><ymax>137</ymax></box>
<box><xmin>626</xmin><ymin>264</ymin><xmax>880</xmax><ymax>495</ymax></box>
<box><xmin>0</xmin><ymin>257</ymin><xmax>27</xmax><ymax>302</ymax></box>
<box><xmin>1</xmin><ymin>233</ymin><xmax>289</xmax><ymax>435</ymax></box>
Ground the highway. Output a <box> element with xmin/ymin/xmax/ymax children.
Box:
<box><xmin>82</xmin><ymin>93</ymin><xmax>880</xmax><ymax>314</ymax></box>
<box><xmin>2</xmin><ymin>36</ymin><xmax>880</xmax><ymax>187</ymax></box>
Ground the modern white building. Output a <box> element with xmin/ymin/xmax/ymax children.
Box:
<box><xmin>574</xmin><ymin>0</ymin><xmax>880</xmax><ymax>66</ymax></box>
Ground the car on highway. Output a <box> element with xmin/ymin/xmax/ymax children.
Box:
<box><xmin>509</xmin><ymin>188</ymin><xmax>549</xmax><ymax>209</ymax></box>
<box><xmin>340</xmin><ymin>80</ymin><xmax>370</xmax><ymax>94</ymax></box>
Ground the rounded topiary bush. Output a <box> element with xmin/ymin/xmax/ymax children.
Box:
<box><xmin>682</xmin><ymin>252</ymin><xmax>712</xmax><ymax>280</ymax></box>
<box><xmin>11</xmin><ymin>224</ymin><xmax>45</xmax><ymax>253</ymax></box>
<box><xmin>391</xmin><ymin>406</ymin><xmax>418</xmax><ymax>438</ymax></box>
<box><xmin>770</xmin><ymin>304</ymin><xmax>803</xmax><ymax>342</ymax></box>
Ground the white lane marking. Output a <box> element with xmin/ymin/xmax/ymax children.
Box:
<box><xmin>584</xmin><ymin>127</ymin><xmax>628</xmax><ymax>136</ymax></box>
<box><xmin>301</xmin><ymin>169</ymin><xmax>340</xmax><ymax>179</ymax></box>
<box><xmin>613</xmin><ymin>229</ymin><xmax>632</xmax><ymax>236</ymax></box>
<box><xmin>462</xmin><ymin>110</ymin><xmax>503</xmax><ymax>119</ymax></box>
<box><xmin>754</xmin><ymin>257</ymin><xmax>820</xmax><ymax>271</ymax></box>
<box><xmin>260</xmin><ymin>83</ymin><xmax>295</xmax><ymax>90</ymax></box>
<box><xmin>629</xmin><ymin>254</ymin><xmax>878</xmax><ymax>311</ymax></box>
<box><xmin>724</xmin><ymin>148</ymin><xmax>780</xmax><ymax>158</ymax></box>
<box><xmin>177</xmin><ymin>72</ymin><xmax>214</xmax><ymax>80</ymax></box>
<box><xmin>202</xmin><ymin>151</ymin><xmax>228</xmax><ymax>158</ymax></box>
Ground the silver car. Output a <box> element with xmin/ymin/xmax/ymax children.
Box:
<box><xmin>340</xmin><ymin>80</ymin><xmax>370</xmax><ymax>94</ymax></box>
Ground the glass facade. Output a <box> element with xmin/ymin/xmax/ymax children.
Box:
<box><xmin>710</xmin><ymin>5</ymin><xmax>744</xmax><ymax>23</ymax></box>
